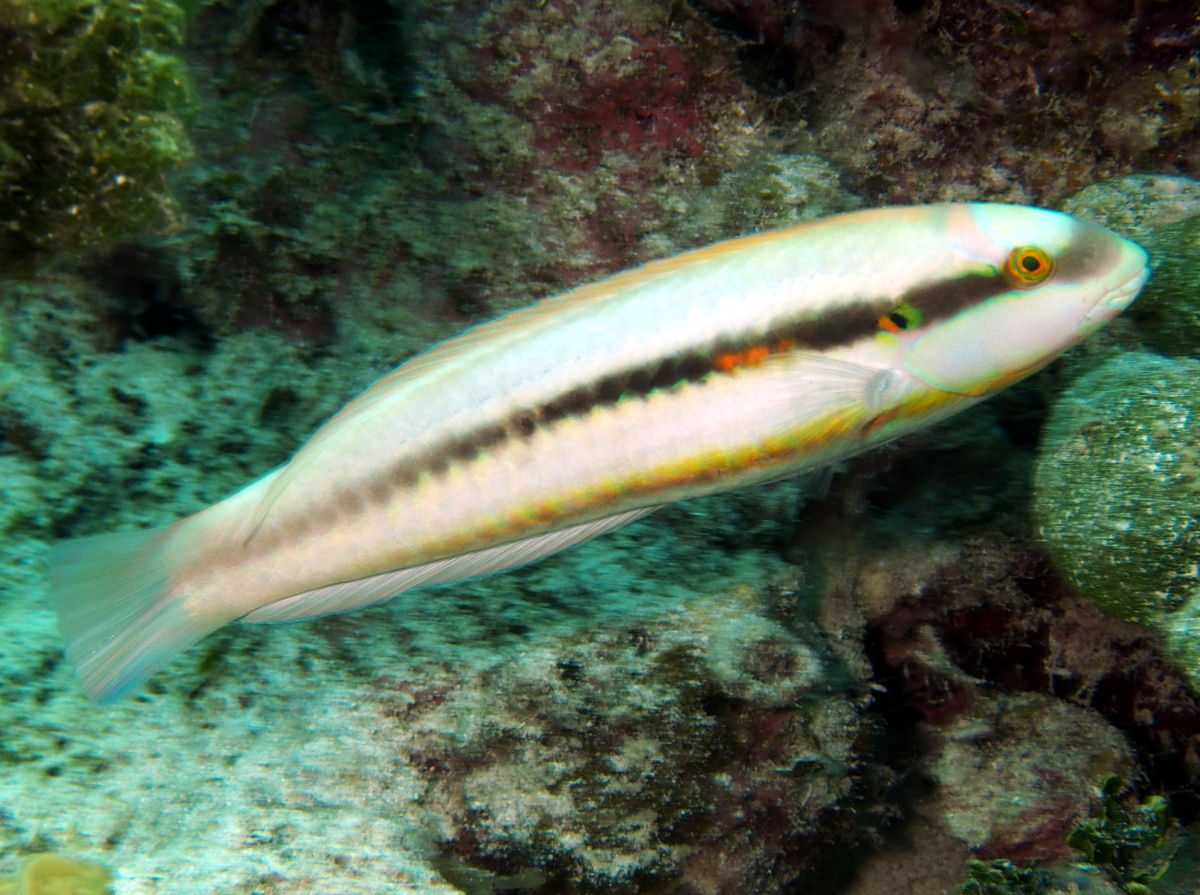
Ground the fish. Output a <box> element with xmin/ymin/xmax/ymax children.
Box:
<box><xmin>45</xmin><ymin>202</ymin><xmax>1150</xmax><ymax>702</ymax></box>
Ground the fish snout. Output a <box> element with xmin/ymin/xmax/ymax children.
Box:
<box><xmin>1084</xmin><ymin>249</ymin><xmax>1150</xmax><ymax>327</ymax></box>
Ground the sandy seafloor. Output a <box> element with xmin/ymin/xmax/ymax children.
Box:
<box><xmin>1</xmin><ymin>524</ymin><xmax>455</xmax><ymax>893</ymax></box>
<box><xmin>0</xmin><ymin>527</ymin><xmax>853</xmax><ymax>894</ymax></box>
<box><xmin>1</xmin><ymin>616</ymin><xmax>450</xmax><ymax>893</ymax></box>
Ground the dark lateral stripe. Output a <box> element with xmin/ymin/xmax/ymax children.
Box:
<box><xmin>902</xmin><ymin>271</ymin><xmax>1010</xmax><ymax>322</ymax></box>
<box><xmin>369</xmin><ymin>275</ymin><xmax>1013</xmax><ymax>498</ymax></box>
<box><xmin>364</xmin><ymin>300</ymin><xmax>887</xmax><ymax>496</ymax></box>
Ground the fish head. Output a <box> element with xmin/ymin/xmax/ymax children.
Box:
<box><xmin>897</xmin><ymin>203</ymin><xmax>1149</xmax><ymax>397</ymax></box>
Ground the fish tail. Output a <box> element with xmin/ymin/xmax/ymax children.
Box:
<box><xmin>46</xmin><ymin>524</ymin><xmax>221</xmax><ymax>703</ymax></box>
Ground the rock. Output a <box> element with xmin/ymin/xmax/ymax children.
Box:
<box><xmin>1062</xmin><ymin>175</ymin><xmax>1200</xmax><ymax>240</ymax></box>
<box><xmin>401</xmin><ymin>585</ymin><xmax>889</xmax><ymax>892</ymax></box>
<box><xmin>930</xmin><ymin>692</ymin><xmax>1135</xmax><ymax>861</ymax></box>
<box><xmin>1034</xmin><ymin>352</ymin><xmax>1200</xmax><ymax>687</ymax></box>
<box><xmin>1061</xmin><ymin>175</ymin><xmax>1200</xmax><ymax>359</ymax></box>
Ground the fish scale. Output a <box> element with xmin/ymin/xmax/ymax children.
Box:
<box><xmin>45</xmin><ymin>202</ymin><xmax>1150</xmax><ymax>702</ymax></box>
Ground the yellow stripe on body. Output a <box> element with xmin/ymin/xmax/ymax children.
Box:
<box><xmin>484</xmin><ymin>384</ymin><xmax>970</xmax><ymax>548</ymax></box>
<box><xmin>483</xmin><ymin>406</ymin><xmax>870</xmax><ymax>547</ymax></box>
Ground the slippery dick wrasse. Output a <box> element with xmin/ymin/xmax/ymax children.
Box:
<box><xmin>46</xmin><ymin>203</ymin><xmax>1150</xmax><ymax>702</ymax></box>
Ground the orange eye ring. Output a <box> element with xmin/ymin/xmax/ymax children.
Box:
<box><xmin>1005</xmin><ymin>246</ymin><xmax>1054</xmax><ymax>286</ymax></box>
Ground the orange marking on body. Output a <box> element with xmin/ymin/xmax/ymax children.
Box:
<box><xmin>715</xmin><ymin>344</ymin><xmax>774</xmax><ymax>373</ymax></box>
<box><xmin>878</xmin><ymin>315</ymin><xmax>902</xmax><ymax>334</ymax></box>
<box><xmin>745</xmin><ymin>345</ymin><xmax>770</xmax><ymax>365</ymax></box>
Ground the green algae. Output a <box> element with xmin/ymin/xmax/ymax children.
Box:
<box><xmin>958</xmin><ymin>778</ymin><xmax>1175</xmax><ymax>895</ymax></box>
<box><xmin>0</xmin><ymin>854</ymin><xmax>112</xmax><ymax>895</ymax></box>
<box><xmin>1067</xmin><ymin>776</ymin><xmax>1172</xmax><ymax>895</ymax></box>
<box><xmin>0</xmin><ymin>0</ymin><xmax>195</xmax><ymax>275</ymax></box>
<box><xmin>960</xmin><ymin>859</ymin><xmax>1049</xmax><ymax>895</ymax></box>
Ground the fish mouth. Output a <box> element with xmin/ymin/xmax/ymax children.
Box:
<box><xmin>1084</xmin><ymin>254</ymin><xmax>1150</xmax><ymax>326</ymax></box>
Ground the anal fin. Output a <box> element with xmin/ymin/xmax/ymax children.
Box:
<box><xmin>241</xmin><ymin>507</ymin><xmax>657</xmax><ymax>624</ymax></box>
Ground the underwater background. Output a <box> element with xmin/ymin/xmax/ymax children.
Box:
<box><xmin>3</xmin><ymin>1</ymin><xmax>1200</xmax><ymax>893</ymax></box>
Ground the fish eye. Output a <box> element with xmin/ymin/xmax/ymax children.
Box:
<box><xmin>878</xmin><ymin>301</ymin><xmax>922</xmax><ymax>334</ymax></box>
<box><xmin>1005</xmin><ymin>246</ymin><xmax>1054</xmax><ymax>286</ymax></box>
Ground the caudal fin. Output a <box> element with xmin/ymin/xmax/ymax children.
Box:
<box><xmin>45</xmin><ymin>525</ymin><xmax>223</xmax><ymax>703</ymax></box>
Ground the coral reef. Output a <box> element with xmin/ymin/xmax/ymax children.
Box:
<box><xmin>0</xmin><ymin>0</ymin><xmax>194</xmax><ymax>275</ymax></box>
<box><xmin>694</xmin><ymin>0</ymin><xmax>1200</xmax><ymax>206</ymax></box>
<box><xmin>3</xmin><ymin>0</ymin><xmax>1200</xmax><ymax>888</ymax></box>
<box><xmin>854</xmin><ymin>535</ymin><xmax>1200</xmax><ymax>824</ymax></box>
<box><xmin>43</xmin><ymin>0</ymin><xmax>1200</xmax><ymax>346</ymax></box>
<box><xmin>8</xmin><ymin>285</ymin><xmax>1200</xmax><ymax>893</ymax></box>
<box><xmin>159</xmin><ymin>0</ymin><xmax>866</xmax><ymax>349</ymax></box>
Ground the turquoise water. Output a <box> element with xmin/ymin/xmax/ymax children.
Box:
<box><xmin>3</xmin><ymin>1</ymin><xmax>1200</xmax><ymax>893</ymax></box>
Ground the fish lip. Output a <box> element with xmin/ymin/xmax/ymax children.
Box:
<box><xmin>1084</xmin><ymin>264</ymin><xmax>1150</xmax><ymax>324</ymax></box>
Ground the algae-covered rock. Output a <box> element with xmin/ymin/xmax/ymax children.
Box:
<box><xmin>931</xmin><ymin>692</ymin><xmax>1135</xmax><ymax>860</ymax></box>
<box><xmin>1061</xmin><ymin>175</ymin><xmax>1200</xmax><ymax>359</ymax></box>
<box><xmin>405</xmin><ymin>583</ymin><xmax>882</xmax><ymax>892</ymax></box>
<box><xmin>1127</xmin><ymin>213</ymin><xmax>1200</xmax><ymax>358</ymax></box>
<box><xmin>1061</xmin><ymin>175</ymin><xmax>1200</xmax><ymax>240</ymax></box>
<box><xmin>1035</xmin><ymin>352</ymin><xmax>1200</xmax><ymax>683</ymax></box>
<box><xmin>0</xmin><ymin>0</ymin><xmax>194</xmax><ymax>275</ymax></box>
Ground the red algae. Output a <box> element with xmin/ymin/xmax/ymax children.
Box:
<box><xmin>460</xmin><ymin>0</ymin><xmax>737</xmax><ymax>172</ymax></box>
